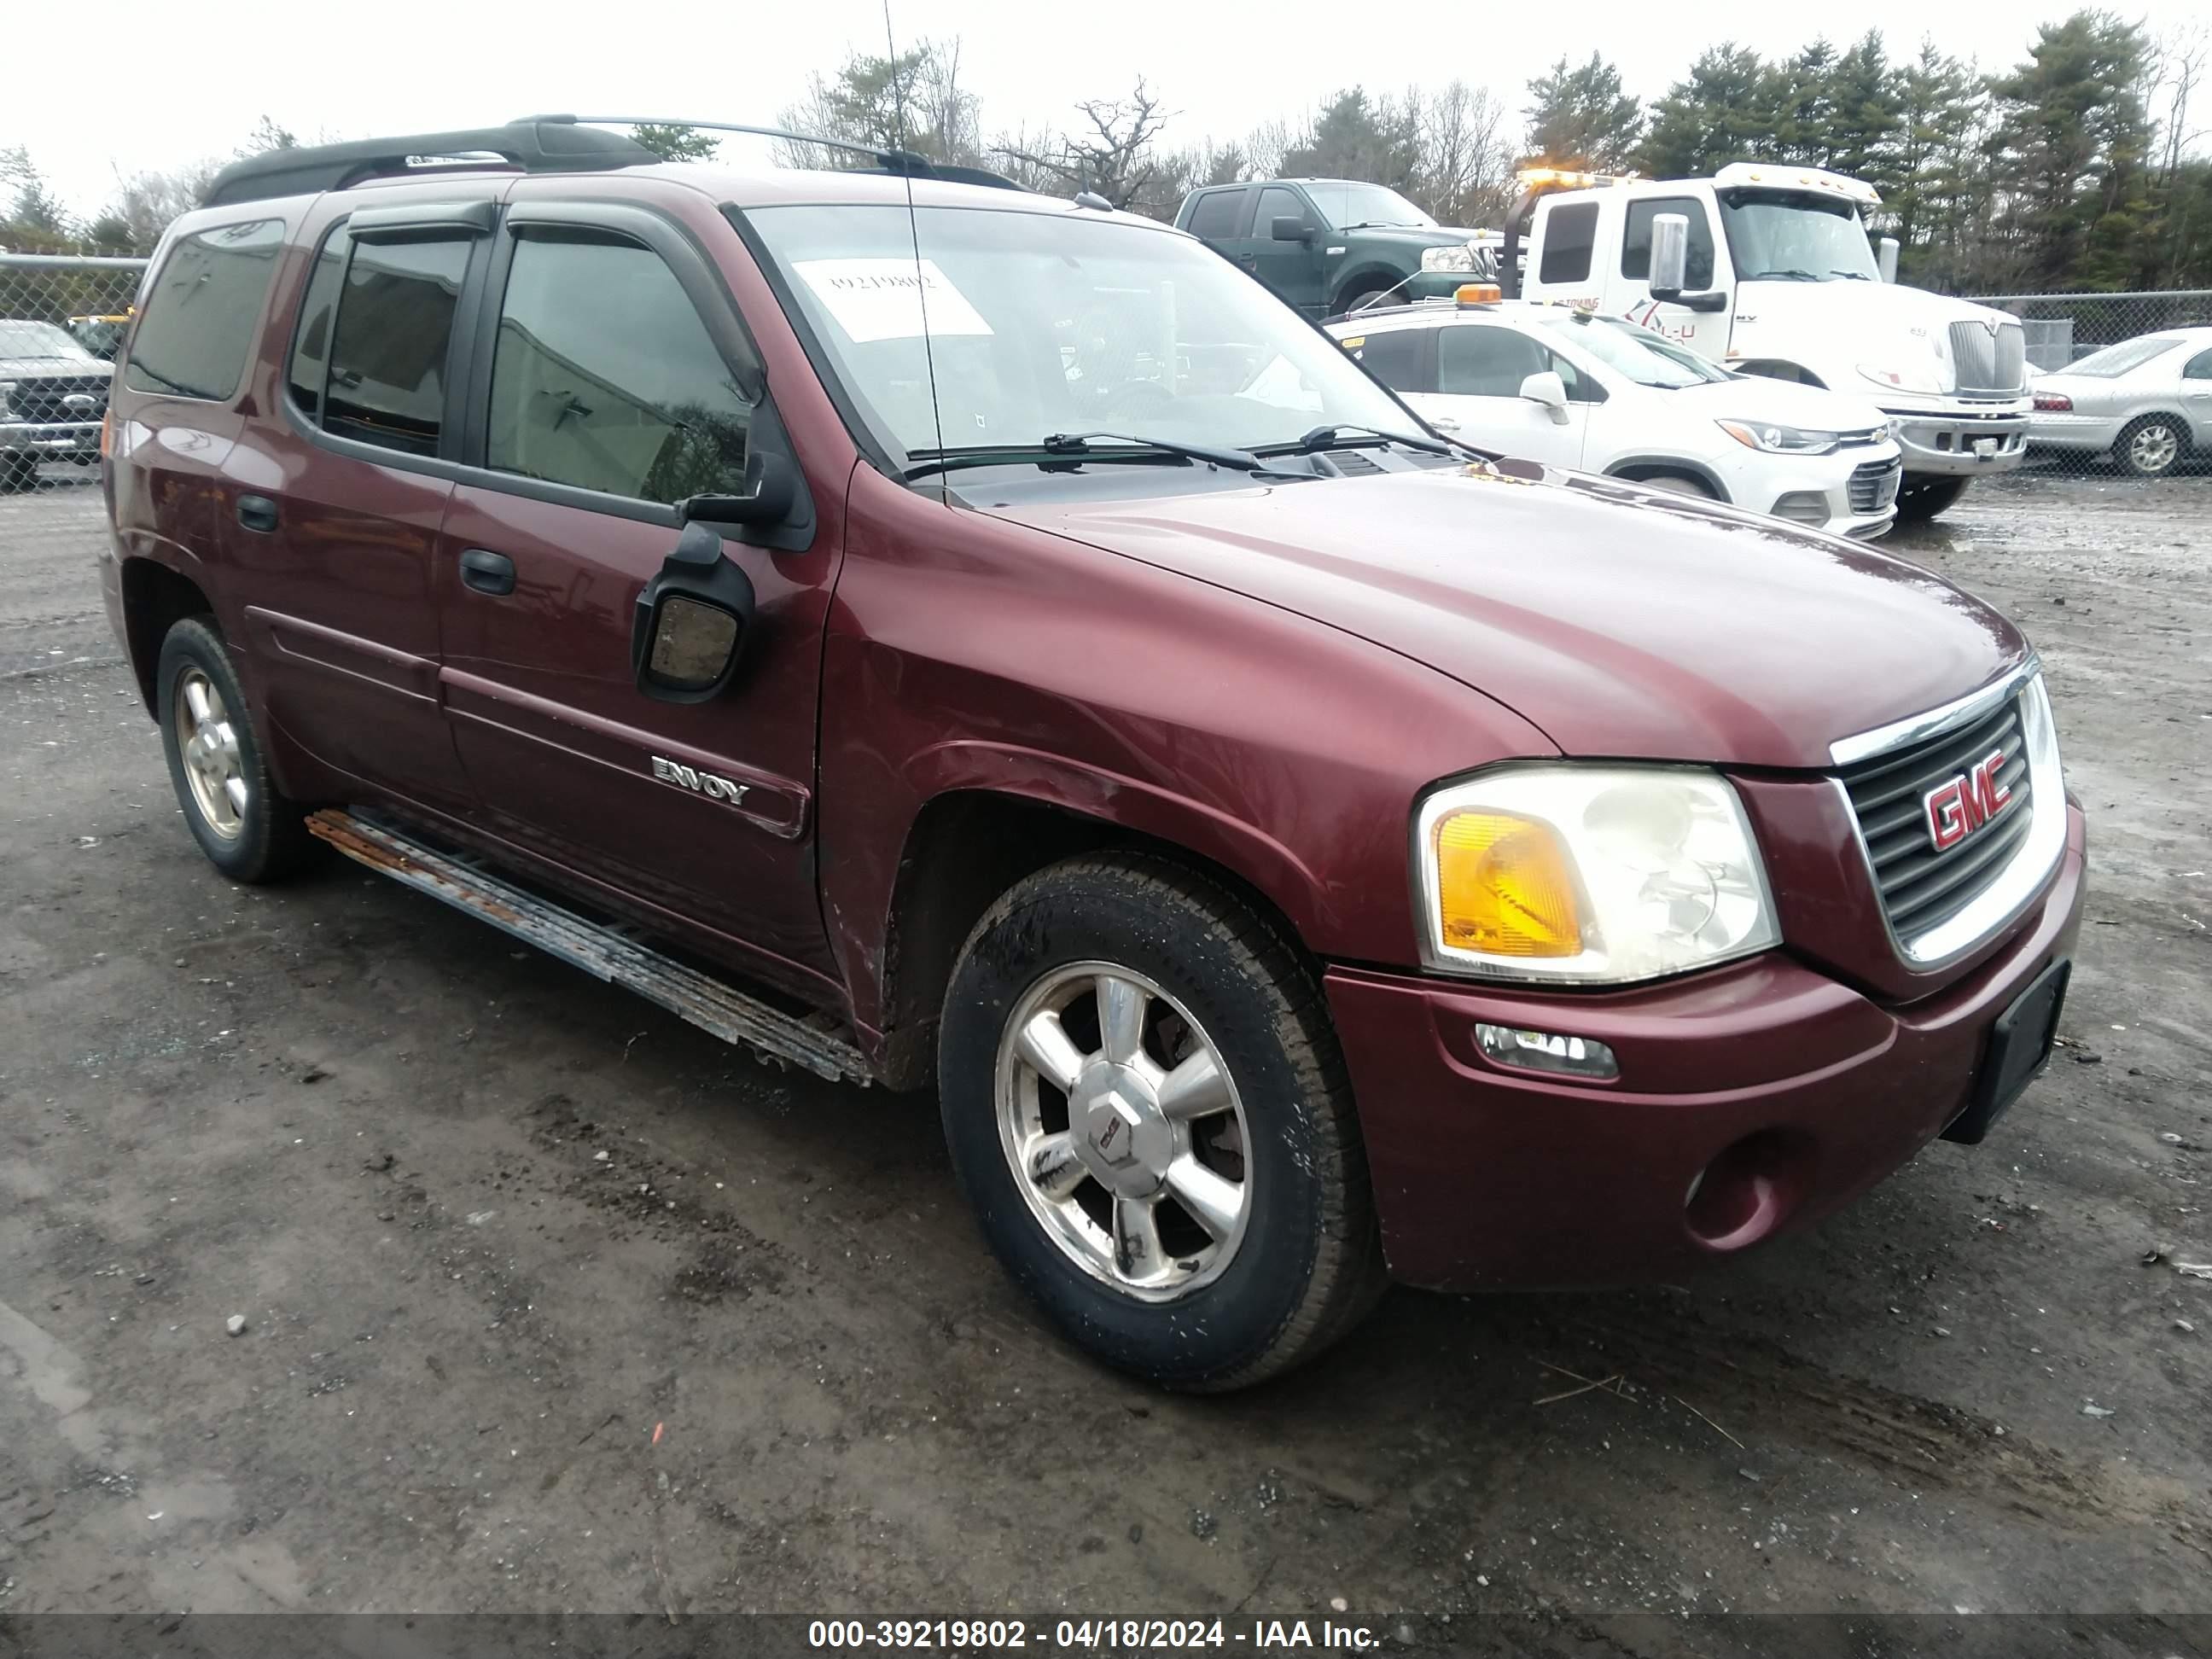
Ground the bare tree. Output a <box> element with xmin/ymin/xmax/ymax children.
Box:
<box><xmin>993</xmin><ymin>81</ymin><xmax>1173</xmax><ymax>210</ymax></box>
<box><xmin>1412</xmin><ymin>80</ymin><xmax>1511</xmax><ymax>225</ymax></box>
<box><xmin>777</xmin><ymin>38</ymin><xmax>984</xmax><ymax>168</ymax></box>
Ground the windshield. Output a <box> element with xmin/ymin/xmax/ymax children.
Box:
<box><xmin>1526</xmin><ymin>311</ymin><xmax>1732</xmax><ymax>387</ymax></box>
<box><xmin>2064</xmin><ymin>335</ymin><xmax>2181</xmax><ymax>377</ymax></box>
<box><xmin>1717</xmin><ymin>191</ymin><xmax>1878</xmax><ymax>282</ymax></box>
<box><xmin>0</xmin><ymin>320</ymin><xmax>95</xmax><ymax>360</ymax></box>
<box><xmin>1302</xmin><ymin>183</ymin><xmax>1436</xmax><ymax>231</ymax></box>
<box><xmin>749</xmin><ymin>203</ymin><xmax>1417</xmax><ymax>459</ymax></box>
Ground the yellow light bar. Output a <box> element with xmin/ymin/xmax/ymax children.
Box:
<box><xmin>1455</xmin><ymin>282</ymin><xmax>1502</xmax><ymax>305</ymax></box>
<box><xmin>1433</xmin><ymin>811</ymin><xmax>1582</xmax><ymax>958</ymax></box>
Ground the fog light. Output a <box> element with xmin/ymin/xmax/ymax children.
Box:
<box><xmin>1771</xmin><ymin>490</ymin><xmax>1829</xmax><ymax>526</ymax></box>
<box><xmin>1475</xmin><ymin>1022</ymin><xmax>1619</xmax><ymax>1080</ymax></box>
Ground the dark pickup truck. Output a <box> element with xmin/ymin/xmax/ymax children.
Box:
<box><xmin>102</xmin><ymin>120</ymin><xmax>2084</xmax><ymax>1390</ymax></box>
<box><xmin>1174</xmin><ymin>177</ymin><xmax>1493</xmax><ymax>316</ymax></box>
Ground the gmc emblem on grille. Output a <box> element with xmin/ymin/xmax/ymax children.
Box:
<box><xmin>1924</xmin><ymin>749</ymin><xmax>2012</xmax><ymax>852</ymax></box>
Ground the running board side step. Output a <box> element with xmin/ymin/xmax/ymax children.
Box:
<box><xmin>306</xmin><ymin>809</ymin><xmax>873</xmax><ymax>1086</ymax></box>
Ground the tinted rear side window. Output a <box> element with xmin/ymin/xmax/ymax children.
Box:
<box><xmin>323</xmin><ymin>237</ymin><xmax>472</xmax><ymax>456</ymax></box>
<box><xmin>1342</xmin><ymin>328</ymin><xmax>1428</xmax><ymax>393</ymax></box>
<box><xmin>1539</xmin><ymin>202</ymin><xmax>1599</xmax><ymax>286</ymax></box>
<box><xmin>486</xmin><ymin>233</ymin><xmax>754</xmax><ymax>503</ymax></box>
<box><xmin>287</xmin><ymin>226</ymin><xmax>351</xmax><ymax>416</ymax></box>
<box><xmin>123</xmin><ymin>218</ymin><xmax>284</xmax><ymax>402</ymax></box>
<box><xmin>1185</xmin><ymin>189</ymin><xmax>1246</xmax><ymax>238</ymax></box>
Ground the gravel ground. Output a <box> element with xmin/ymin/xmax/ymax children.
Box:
<box><xmin>0</xmin><ymin>463</ymin><xmax>2207</xmax><ymax>1640</ymax></box>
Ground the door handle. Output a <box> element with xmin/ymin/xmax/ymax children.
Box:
<box><xmin>459</xmin><ymin>548</ymin><xmax>516</xmax><ymax>596</ymax></box>
<box><xmin>236</xmin><ymin>494</ymin><xmax>279</xmax><ymax>533</ymax></box>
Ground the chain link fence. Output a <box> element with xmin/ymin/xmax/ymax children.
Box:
<box><xmin>1963</xmin><ymin>288</ymin><xmax>2212</xmax><ymax>479</ymax></box>
<box><xmin>0</xmin><ymin>253</ymin><xmax>144</xmax><ymax>492</ymax></box>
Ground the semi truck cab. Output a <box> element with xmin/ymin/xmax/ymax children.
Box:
<box><xmin>1508</xmin><ymin>163</ymin><xmax>2030</xmax><ymax>520</ymax></box>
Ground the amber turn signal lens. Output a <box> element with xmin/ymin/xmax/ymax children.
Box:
<box><xmin>1433</xmin><ymin>811</ymin><xmax>1582</xmax><ymax>957</ymax></box>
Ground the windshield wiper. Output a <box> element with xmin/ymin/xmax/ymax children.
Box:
<box><xmin>902</xmin><ymin>432</ymin><xmax>1307</xmax><ymax>482</ymax></box>
<box><xmin>1039</xmin><ymin>430</ymin><xmax>1301</xmax><ymax>473</ymax></box>
<box><xmin>1336</xmin><ymin>220</ymin><xmax>1419</xmax><ymax>232</ymax></box>
<box><xmin>1259</xmin><ymin>422</ymin><xmax>1463</xmax><ymax>460</ymax></box>
<box><xmin>1830</xmin><ymin>269</ymin><xmax>1872</xmax><ymax>280</ymax></box>
<box><xmin>1746</xmin><ymin>268</ymin><xmax>1822</xmax><ymax>282</ymax></box>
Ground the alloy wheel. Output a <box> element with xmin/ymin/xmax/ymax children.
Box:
<box><xmin>2128</xmin><ymin>422</ymin><xmax>2180</xmax><ymax>474</ymax></box>
<box><xmin>174</xmin><ymin>667</ymin><xmax>247</xmax><ymax>840</ymax></box>
<box><xmin>994</xmin><ymin>961</ymin><xmax>1251</xmax><ymax>1301</ymax></box>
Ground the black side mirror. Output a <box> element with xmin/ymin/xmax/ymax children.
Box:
<box><xmin>676</xmin><ymin>450</ymin><xmax>797</xmax><ymax>528</ymax></box>
<box><xmin>1271</xmin><ymin>215</ymin><xmax>1313</xmax><ymax>242</ymax></box>
<box><xmin>631</xmin><ymin>521</ymin><xmax>757</xmax><ymax>703</ymax></box>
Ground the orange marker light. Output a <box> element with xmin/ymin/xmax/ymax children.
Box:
<box><xmin>1455</xmin><ymin>283</ymin><xmax>1503</xmax><ymax>305</ymax></box>
<box><xmin>1433</xmin><ymin>812</ymin><xmax>1582</xmax><ymax>957</ymax></box>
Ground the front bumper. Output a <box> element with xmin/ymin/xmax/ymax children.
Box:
<box><xmin>0</xmin><ymin>419</ymin><xmax>102</xmax><ymax>457</ymax></box>
<box><xmin>1325</xmin><ymin>812</ymin><xmax>2086</xmax><ymax>1292</ymax></box>
<box><xmin>1749</xmin><ymin>445</ymin><xmax>1901</xmax><ymax>539</ymax></box>
<box><xmin>1887</xmin><ymin>405</ymin><xmax>2029</xmax><ymax>475</ymax></box>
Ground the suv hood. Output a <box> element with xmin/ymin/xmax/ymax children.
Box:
<box><xmin>1728</xmin><ymin>282</ymin><xmax>2024</xmax><ymax>399</ymax></box>
<box><xmin>985</xmin><ymin>465</ymin><xmax>2025</xmax><ymax>768</ymax></box>
<box><xmin>1675</xmin><ymin>373</ymin><xmax>1891</xmax><ymax>433</ymax></box>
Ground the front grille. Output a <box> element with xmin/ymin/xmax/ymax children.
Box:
<box><xmin>1848</xmin><ymin>457</ymin><xmax>1902</xmax><ymax>513</ymax></box>
<box><xmin>1948</xmin><ymin>319</ymin><xmax>2027</xmax><ymax>396</ymax></box>
<box><xmin>1840</xmin><ymin>691</ymin><xmax>2034</xmax><ymax>941</ymax></box>
<box><xmin>6</xmin><ymin>372</ymin><xmax>109</xmax><ymax>424</ymax></box>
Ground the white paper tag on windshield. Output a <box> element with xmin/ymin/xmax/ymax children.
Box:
<box><xmin>793</xmin><ymin>259</ymin><xmax>992</xmax><ymax>343</ymax></box>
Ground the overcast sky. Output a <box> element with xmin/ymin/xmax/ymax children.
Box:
<box><xmin>17</xmin><ymin>0</ymin><xmax>2205</xmax><ymax>214</ymax></box>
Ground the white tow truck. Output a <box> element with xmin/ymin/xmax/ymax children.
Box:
<box><xmin>1487</xmin><ymin>164</ymin><xmax>2029</xmax><ymax>520</ymax></box>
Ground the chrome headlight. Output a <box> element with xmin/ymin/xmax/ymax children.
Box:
<box><xmin>1421</xmin><ymin>244</ymin><xmax>1478</xmax><ymax>272</ymax></box>
<box><xmin>1413</xmin><ymin>765</ymin><xmax>1779</xmax><ymax>984</ymax></box>
<box><xmin>1717</xmin><ymin>418</ymin><xmax>1842</xmax><ymax>456</ymax></box>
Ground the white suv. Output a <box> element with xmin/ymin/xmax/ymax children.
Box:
<box><xmin>1326</xmin><ymin>299</ymin><xmax>1904</xmax><ymax>538</ymax></box>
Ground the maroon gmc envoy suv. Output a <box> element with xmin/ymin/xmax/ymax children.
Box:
<box><xmin>100</xmin><ymin>121</ymin><xmax>2087</xmax><ymax>1388</ymax></box>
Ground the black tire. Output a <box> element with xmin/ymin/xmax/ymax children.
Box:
<box><xmin>939</xmin><ymin>853</ymin><xmax>1385</xmax><ymax>1390</ymax></box>
<box><xmin>156</xmin><ymin>617</ymin><xmax>320</xmax><ymax>882</ymax></box>
<box><xmin>1628</xmin><ymin>471</ymin><xmax>1716</xmax><ymax>499</ymax></box>
<box><xmin>1335</xmin><ymin>282</ymin><xmax>1402</xmax><ymax>317</ymax></box>
<box><xmin>1895</xmin><ymin>474</ymin><xmax>1970</xmax><ymax>521</ymax></box>
<box><xmin>2113</xmin><ymin>413</ymin><xmax>2186</xmax><ymax>479</ymax></box>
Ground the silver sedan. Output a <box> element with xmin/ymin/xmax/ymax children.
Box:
<box><xmin>2028</xmin><ymin>325</ymin><xmax>2212</xmax><ymax>477</ymax></box>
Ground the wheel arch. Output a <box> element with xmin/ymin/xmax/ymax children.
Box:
<box><xmin>1604</xmin><ymin>456</ymin><xmax>1732</xmax><ymax>502</ymax></box>
<box><xmin>119</xmin><ymin>556</ymin><xmax>217</xmax><ymax>714</ymax></box>
<box><xmin>869</xmin><ymin>779</ymin><xmax>1324</xmax><ymax>1092</ymax></box>
<box><xmin>2118</xmin><ymin>409</ymin><xmax>2193</xmax><ymax>453</ymax></box>
<box><xmin>1331</xmin><ymin>264</ymin><xmax>1412</xmax><ymax>313</ymax></box>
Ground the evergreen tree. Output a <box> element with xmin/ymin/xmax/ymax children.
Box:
<box><xmin>1772</xmin><ymin>38</ymin><xmax>1841</xmax><ymax>166</ymax></box>
<box><xmin>1826</xmin><ymin>32</ymin><xmax>1904</xmax><ymax>188</ymax></box>
<box><xmin>1522</xmin><ymin>53</ymin><xmax>1643</xmax><ymax>171</ymax></box>
<box><xmin>1637</xmin><ymin>46</ymin><xmax>1775</xmax><ymax>178</ymax></box>
<box><xmin>1986</xmin><ymin>10</ymin><xmax>2157</xmax><ymax>288</ymax></box>
<box><xmin>1281</xmin><ymin>90</ymin><xmax>1420</xmax><ymax>189</ymax></box>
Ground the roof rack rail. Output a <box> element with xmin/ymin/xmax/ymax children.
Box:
<box><xmin>198</xmin><ymin>115</ymin><xmax>1027</xmax><ymax>209</ymax></box>
<box><xmin>200</xmin><ymin>120</ymin><xmax>659</xmax><ymax>207</ymax></box>
<box><xmin>525</xmin><ymin>114</ymin><xmax>1023</xmax><ymax>190</ymax></box>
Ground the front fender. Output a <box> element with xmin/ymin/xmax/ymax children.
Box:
<box><xmin>895</xmin><ymin>740</ymin><xmax>1329</xmax><ymax>941</ymax></box>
